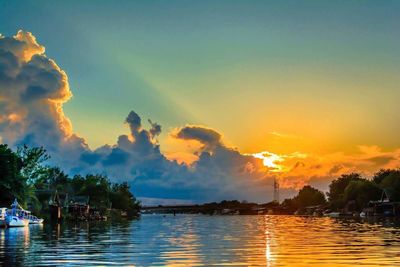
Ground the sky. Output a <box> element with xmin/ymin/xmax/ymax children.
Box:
<box><xmin>0</xmin><ymin>1</ymin><xmax>399</xmax><ymax>204</ymax></box>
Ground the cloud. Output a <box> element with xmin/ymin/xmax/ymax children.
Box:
<box><xmin>1</xmin><ymin>31</ymin><xmax>399</xmax><ymax>204</ymax></box>
<box><xmin>0</xmin><ymin>31</ymin><xmax>44</xmax><ymax>63</ymax></box>
<box><xmin>0</xmin><ymin>31</ymin><xmax>88</xmax><ymax>170</ymax></box>
<box><xmin>125</xmin><ymin>110</ymin><xmax>142</xmax><ymax>133</ymax></box>
<box><xmin>148</xmin><ymin>119</ymin><xmax>161</xmax><ymax>140</ymax></box>
<box><xmin>269</xmin><ymin>131</ymin><xmax>300</xmax><ymax>139</ymax></box>
<box><xmin>174</xmin><ymin>125</ymin><xmax>222</xmax><ymax>151</ymax></box>
<box><xmin>262</xmin><ymin>146</ymin><xmax>400</xmax><ymax>193</ymax></box>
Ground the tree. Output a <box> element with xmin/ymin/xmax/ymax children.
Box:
<box><xmin>328</xmin><ymin>173</ymin><xmax>363</xmax><ymax>209</ymax></box>
<box><xmin>110</xmin><ymin>182</ymin><xmax>141</xmax><ymax>217</ymax></box>
<box><xmin>17</xmin><ymin>145</ymin><xmax>50</xmax><ymax>184</ymax></box>
<box><xmin>343</xmin><ymin>180</ymin><xmax>381</xmax><ymax>210</ymax></box>
<box><xmin>373</xmin><ymin>169</ymin><xmax>397</xmax><ymax>185</ymax></box>
<box><xmin>293</xmin><ymin>185</ymin><xmax>326</xmax><ymax>208</ymax></box>
<box><xmin>33</xmin><ymin>167</ymin><xmax>69</xmax><ymax>190</ymax></box>
<box><xmin>281</xmin><ymin>198</ymin><xmax>297</xmax><ymax>212</ymax></box>
<box><xmin>373</xmin><ymin>169</ymin><xmax>400</xmax><ymax>201</ymax></box>
<box><xmin>0</xmin><ymin>144</ymin><xmax>141</xmax><ymax>217</ymax></box>
<box><xmin>75</xmin><ymin>174</ymin><xmax>111</xmax><ymax>209</ymax></box>
<box><xmin>0</xmin><ymin>144</ymin><xmax>29</xmax><ymax>206</ymax></box>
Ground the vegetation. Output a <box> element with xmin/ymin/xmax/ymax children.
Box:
<box><xmin>0</xmin><ymin>144</ymin><xmax>140</xmax><ymax>218</ymax></box>
<box><xmin>282</xmin><ymin>185</ymin><xmax>326</xmax><ymax>212</ymax></box>
<box><xmin>0</xmin><ymin>144</ymin><xmax>29</xmax><ymax>205</ymax></box>
<box><xmin>2</xmin><ymin>143</ymin><xmax>400</xmax><ymax>217</ymax></box>
<box><xmin>282</xmin><ymin>169</ymin><xmax>400</xmax><ymax>213</ymax></box>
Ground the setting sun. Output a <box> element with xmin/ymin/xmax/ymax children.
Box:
<box><xmin>251</xmin><ymin>151</ymin><xmax>284</xmax><ymax>172</ymax></box>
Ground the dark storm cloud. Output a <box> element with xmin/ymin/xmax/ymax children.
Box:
<box><xmin>80</xmin><ymin>152</ymin><xmax>102</xmax><ymax>165</ymax></box>
<box><xmin>175</xmin><ymin>125</ymin><xmax>222</xmax><ymax>150</ymax></box>
<box><xmin>0</xmin><ymin>31</ymin><xmax>276</xmax><ymax>204</ymax></box>
<box><xmin>102</xmin><ymin>148</ymin><xmax>130</xmax><ymax>166</ymax></box>
<box><xmin>148</xmin><ymin>119</ymin><xmax>161</xmax><ymax>139</ymax></box>
<box><xmin>125</xmin><ymin>111</ymin><xmax>142</xmax><ymax>133</ymax></box>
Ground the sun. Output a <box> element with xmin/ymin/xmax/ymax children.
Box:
<box><xmin>251</xmin><ymin>151</ymin><xmax>284</xmax><ymax>171</ymax></box>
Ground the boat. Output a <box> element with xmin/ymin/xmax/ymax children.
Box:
<box><xmin>0</xmin><ymin>208</ymin><xmax>7</xmax><ymax>227</ymax></box>
<box><xmin>5</xmin><ymin>199</ymin><xmax>30</xmax><ymax>227</ymax></box>
<box><xmin>28</xmin><ymin>215</ymin><xmax>44</xmax><ymax>224</ymax></box>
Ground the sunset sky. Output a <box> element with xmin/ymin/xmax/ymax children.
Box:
<box><xmin>1</xmin><ymin>1</ymin><xmax>399</xmax><ymax>204</ymax></box>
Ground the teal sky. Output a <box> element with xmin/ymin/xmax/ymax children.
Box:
<box><xmin>1</xmin><ymin>0</ymin><xmax>399</xmax><ymax>156</ymax></box>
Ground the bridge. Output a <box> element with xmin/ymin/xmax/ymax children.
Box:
<box><xmin>140</xmin><ymin>204</ymin><xmax>268</xmax><ymax>215</ymax></box>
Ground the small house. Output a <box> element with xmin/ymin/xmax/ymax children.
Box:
<box><xmin>67</xmin><ymin>196</ymin><xmax>90</xmax><ymax>218</ymax></box>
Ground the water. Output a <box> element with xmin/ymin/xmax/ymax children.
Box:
<box><xmin>1</xmin><ymin>215</ymin><xmax>400</xmax><ymax>266</ymax></box>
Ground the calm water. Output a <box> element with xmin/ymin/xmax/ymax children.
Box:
<box><xmin>1</xmin><ymin>214</ymin><xmax>400</xmax><ymax>266</ymax></box>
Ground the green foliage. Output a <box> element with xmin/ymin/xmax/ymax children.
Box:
<box><xmin>327</xmin><ymin>170</ymin><xmax>400</xmax><ymax>211</ymax></box>
<box><xmin>343</xmin><ymin>180</ymin><xmax>381</xmax><ymax>210</ymax></box>
<box><xmin>0</xmin><ymin>144</ymin><xmax>28</xmax><ymax>206</ymax></box>
<box><xmin>0</xmin><ymin>144</ymin><xmax>140</xmax><ymax>217</ymax></box>
<box><xmin>373</xmin><ymin>169</ymin><xmax>400</xmax><ymax>201</ymax></box>
<box><xmin>110</xmin><ymin>182</ymin><xmax>141</xmax><ymax>217</ymax></box>
<box><xmin>72</xmin><ymin>174</ymin><xmax>111</xmax><ymax>211</ymax></box>
<box><xmin>327</xmin><ymin>173</ymin><xmax>363</xmax><ymax>209</ymax></box>
<box><xmin>372</xmin><ymin>169</ymin><xmax>396</xmax><ymax>185</ymax></box>
<box><xmin>292</xmin><ymin>185</ymin><xmax>326</xmax><ymax>208</ymax></box>
<box><xmin>17</xmin><ymin>145</ymin><xmax>50</xmax><ymax>184</ymax></box>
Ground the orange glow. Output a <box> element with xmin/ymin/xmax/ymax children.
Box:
<box><xmin>251</xmin><ymin>151</ymin><xmax>284</xmax><ymax>172</ymax></box>
<box><xmin>8</xmin><ymin>113</ymin><xmax>22</xmax><ymax>123</ymax></box>
<box><xmin>164</xmin><ymin>151</ymin><xmax>199</xmax><ymax>165</ymax></box>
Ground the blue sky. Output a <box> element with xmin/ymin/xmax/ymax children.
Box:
<box><xmin>1</xmin><ymin>0</ymin><xmax>399</xmax><ymax>152</ymax></box>
<box><xmin>1</xmin><ymin>1</ymin><xmax>400</xmax><ymax>203</ymax></box>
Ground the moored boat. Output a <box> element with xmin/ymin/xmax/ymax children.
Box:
<box><xmin>5</xmin><ymin>199</ymin><xmax>30</xmax><ymax>227</ymax></box>
<box><xmin>28</xmin><ymin>215</ymin><xmax>44</xmax><ymax>224</ymax></box>
<box><xmin>0</xmin><ymin>208</ymin><xmax>7</xmax><ymax>227</ymax></box>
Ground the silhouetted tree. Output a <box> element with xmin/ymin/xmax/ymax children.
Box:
<box><xmin>328</xmin><ymin>173</ymin><xmax>363</xmax><ymax>209</ymax></box>
<box><xmin>373</xmin><ymin>169</ymin><xmax>400</xmax><ymax>201</ymax></box>
<box><xmin>343</xmin><ymin>179</ymin><xmax>381</xmax><ymax>210</ymax></box>
<box><xmin>110</xmin><ymin>182</ymin><xmax>141</xmax><ymax>217</ymax></box>
<box><xmin>293</xmin><ymin>185</ymin><xmax>326</xmax><ymax>208</ymax></box>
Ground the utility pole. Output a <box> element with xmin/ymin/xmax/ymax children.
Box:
<box><xmin>273</xmin><ymin>177</ymin><xmax>280</xmax><ymax>203</ymax></box>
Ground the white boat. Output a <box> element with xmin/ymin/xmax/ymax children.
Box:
<box><xmin>28</xmin><ymin>215</ymin><xmax>44</xmax><ymax>224</ymax></box>
<box><xmin>5</xmin><ymin>199</ymin><xmax>30</xmax><ymax>227</ymax></box>
<box><xmin>0</xmin><ymin>207</ymin><xmax>7</xmax><ymax>227</ymax></box>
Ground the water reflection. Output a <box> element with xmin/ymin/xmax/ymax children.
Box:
<box><xmin>1</xmin><ymin>215</ymin><xmax>400</xmax><ymax>266</ymax></box>
<box><xmin>0</xmin><ymin>226</ymin><xmax>31</xmax><ymax>265</ymax></box>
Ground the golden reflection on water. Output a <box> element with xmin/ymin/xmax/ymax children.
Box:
<box><xmin>259</xmin><ymin>216</ymin><xmax>400</xmax><ymax>267</ymax></box>
<box><xmin>1</xmin><ymin>215</ymin><xmax>400</xmax><ymax>266</ymax></box>
<box><xmin>161</xmin><ymin>226</ymin><xmax>202</xmax><ymax>266</ymax></box>
<box><xmin>265</xmin><ymin>228</ymin><xmax>272</xmax><ymax>267</ymax></box>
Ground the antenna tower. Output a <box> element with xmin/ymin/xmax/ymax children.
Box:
<box><xmin>273</xmin><ymin>177</ymin><xmax>280</xmax><ymax>203</ymax></box>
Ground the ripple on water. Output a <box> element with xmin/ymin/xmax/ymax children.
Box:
<box><xmin>1</xmin><ymin>215</ymin><xmax>400</xmax><ymax>266</ymax></box>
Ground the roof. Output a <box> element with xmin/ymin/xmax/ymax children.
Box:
<box><xmin>68</xmin><ymin>196</ymin><xmax>90</xmax><ymax>205</ymax></box>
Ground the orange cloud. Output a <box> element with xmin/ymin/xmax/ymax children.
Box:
<box><xmin>251</xmin><ymin>145</ymin><xmax>400</xmax><ymax>191</ymax></box>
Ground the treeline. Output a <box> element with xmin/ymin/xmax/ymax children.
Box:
<box><xmin>0</xmin><ymin>144</ymin><xmax>140</xmax><ymax>217</ymax></box>
<box><xmin>203</xmin><ymin>200</ymin><xmax>257</xmax><ymax>209</ymax></box>
<box><xmin>282</xmin><ymin>170</ymin><xmax>400</xmax><ymax>212</ymax></box>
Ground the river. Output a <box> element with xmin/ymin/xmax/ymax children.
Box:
<box><xmin>1</xmin><ymin>214</ymin><xmax>400</xmax><ymax>266</ymax></box>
